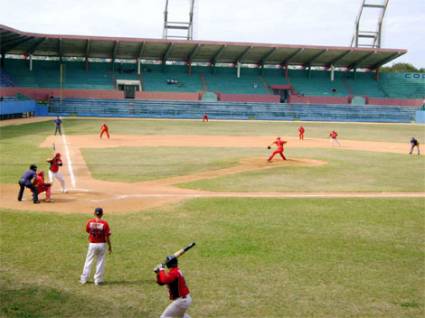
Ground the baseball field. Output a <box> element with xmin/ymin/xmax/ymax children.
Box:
<box><xmin>0</xmin><ymin>117</ymin><xmax>424</xmax><ymax>317</ymax></box>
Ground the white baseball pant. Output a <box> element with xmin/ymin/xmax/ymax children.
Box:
<box><xmin>80</xmin><ymin>243</ymin><xmax>107</xmax><ymax>285</ymax></box>
<box><xmin>160</xmin><ymin>294</ymin><xmax>192</xmax><ymax>318</ymax></box>
<box><xmin>48</xmin><ymin>170</ymin><xmax>66</xmax><ymax>192</ymax></box>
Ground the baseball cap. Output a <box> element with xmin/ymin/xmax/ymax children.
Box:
<box><xmin>94</xmin><ymin>207</ymin><xmax>103</xmax><ymax>216</ymax></box>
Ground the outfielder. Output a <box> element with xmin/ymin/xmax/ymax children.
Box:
<box><xmin>267</xmin><ymin>137</ymin><xmax>287</xmax><ymax>162</ymax></box>
<box><xmin>47</xmin><ymin>153</ymin><xmax>67</xmax><ymax>192</ymax></box>
<box><xmin>298</xmin><ymin>125</ymin><xmax>305</xmax><ymax>140</ymax></box>
<box><xmin>155</xmin><ymin>256</ymin><xmax>192</xmax><ymax>318</ymax></box>
<box><xmin>80</xmin><ymin>207</ymin><xmax>112</xmax><ymax>286</ymax></box>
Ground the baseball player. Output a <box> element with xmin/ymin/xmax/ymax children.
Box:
<box><xmin>267</xmin><ymin>137</ymin><xmax>287</xmax><ymax>162</ymax></box>
<box><xmin>17</xmin><ymin>164</ymin><xmax>40</xmax><ymax>203</ymax></box>
<box><xmin>298</xmin><ymin>125</ymin><xmax>305</xmax><ymax>140</ymax></box>
<box><xmin>54</xmin><ymin>116</ymin><xmax>62</xmax><ymax>135</ymax></box>
<box><xmin>33</xmin><ymin>171</ymin><xmax>52</xmax><ymax>202</ymax></box>
<box><xmin>99</xmin><ymin>123</ymin><xmax>110</xmax><ymax>139</ymax></box>
<box><xmin>155</xmin><ymin>256</ymin><xmax>192</xmax><ymax>318</ymax></box>
<box><xmin>409</xmin><ymin>137</ymin><xmax>420</xmax><ymax>155</ymax></box>
<box><xmin>202</xmin><ymin>113</ymin><xmax>209</xmax><ymax>122</ymax></box>
<box><xmin>329</xmin><ymin>130</ymin><xmax>340</xmax><ymax>146</ymax></box>
<box><xmin>47</xmin><ymin>153</ymin><xmax>67</xmax><ymax>192</ymax></box>
<box><xmin>80</xmin><ymin>207</ymin><xmax>112</xmax><ymax>286</ymax></box>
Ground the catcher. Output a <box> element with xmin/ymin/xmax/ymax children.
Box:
<box><xmin>33</xmin><ymin>171</ymin><xmax>52</xmax><ymax>202</ymax></box>
<box><xmin>267</xmin><ymin>137</ymin><xmax>287</xmax><ymax>162</ymax></box>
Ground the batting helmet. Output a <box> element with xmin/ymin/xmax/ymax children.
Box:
<box><xmin>165</xmin><ymin>255</ymin><xmax>178</xmax><ymax>268</ymax></box>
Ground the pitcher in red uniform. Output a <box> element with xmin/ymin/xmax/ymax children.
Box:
<box><xmin>298</xmin><ymin>125</ymin><xmax>305</xmax><ymax>140</ymax></box>
<box><xmin>155</xmin><ymin>256</ymin><xmax>192</xmax><ymax>318</ymax></box>
<box><xmin>99</xmin><ymin>123</ymin><xmax>110</xmax><ymax>139</ymax></box>
<box><xmin>267</xmin><ymin>137</ymin><xmax>287</xmax><ymax>162</ymax></box>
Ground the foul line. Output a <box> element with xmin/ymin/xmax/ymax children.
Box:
<box><xmin>60</xmin><ymin>127</ymin><xmax>77</xmax><ymax>188</ymax></box>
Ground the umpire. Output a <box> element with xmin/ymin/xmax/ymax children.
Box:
<box><xmin>17</xmin><ymin>164</ymin><xmax>40</xmax><ymax>203</ymax></box>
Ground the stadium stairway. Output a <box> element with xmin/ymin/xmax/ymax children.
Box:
<box><xmin>48</xmin><ymin>98</ymin><xmax>417</xmax><ymax>123</ymax></box>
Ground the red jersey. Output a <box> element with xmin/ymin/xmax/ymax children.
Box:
<box><xmin>273</xmin><ymin>139</ymin><xmax>286</xmax><ymax>150</ymax></box>
<box><xmin>100</xmin><ymin>124</ymin><xmax>109</xmax><ymax>131</ymax></box>
<box><xmin>298</xmin><ymin>127</ymin><xmax>305</xmax><ymax>134</ymax></box>
<box><xmin>157</xmin><ymin>267</ymin><xmax>190</xmax><ymax>300</ymax></box>
<box><xmin>48</xmin><ymin>157</ymin><xmax>63</xmax><ymax>173</ymax></box>
<box><xmin>34</xmin><ymin>174</ymin><xmax>50</xmax><ymax>192</ymax></box>
<box><xmin>330</xmin><ymin>131</ymin><xmax>338</xmax><ymax>139</ymax></box>
<box><xmin>86</xmin><ymin>218</ymin><xmax>111</xmax><ymax>243</ymax></box>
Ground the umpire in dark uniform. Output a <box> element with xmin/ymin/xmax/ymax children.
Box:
<box><xmin>409</xmin><ymin>137</ymin><xmax>420</xmax><ymax>155</ymax></box>
<box><xmin>18</xmin><ymin>164</ymin><xmax>40</xmax><ymax>203</ymax></box>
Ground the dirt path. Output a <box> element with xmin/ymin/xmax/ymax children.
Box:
<box><xmin>1</xmin><ymin>134</ymin><xmax>423</xmax><ymax>214</ymax></box>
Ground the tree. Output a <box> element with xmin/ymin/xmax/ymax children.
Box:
<box><xmin>381</xmin><ymin>63</ymin><xmax>424</xmax><ymax>73</ymax></box>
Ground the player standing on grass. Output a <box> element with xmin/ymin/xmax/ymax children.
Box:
<box><xmin>202</xmin><ymin>113</ymin><xmax>208</xmax><ymax>122</ymax></box>
<box><xmin>99</xmin><ymin>123</ymin><xmax>110</xmax><ymax>139</ymax></box>
<box><xmin>298</xmin><ymin>125</ymin><xmax>305</xmax><ymax>140</ymax></box>
<box><xmin>267</xmin><ymin>137</ymin><xmax>287</xmax><ymax>162</ymax></box>
<box><xmin>80</xmin><ymin>208</ymin><xmax>112</xmax><ymax>286</ymax></box>
<box><xmin>47</xmin><ymin>153</ymin><xmax>67</xmax><ymax>192</ymax></box>
<box><xmin>155</xmin><ymin>256</ymin><xmax>192</xmax><ymax>318</ymax></box>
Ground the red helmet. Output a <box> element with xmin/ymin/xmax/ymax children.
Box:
<box><xmin>55</xmin><ymin>153</ymin><xmax>61</xmax><ymax>158</ymax></box>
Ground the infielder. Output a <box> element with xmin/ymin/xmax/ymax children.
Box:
<box><xmin>329</xmin><ymin>130</ymin><xmax>340</xmax><ymax>146</ymax></box>
<box><xmin>155</xmin><ymin>256</ymin><xmax>192</xmax><ymax>318</ymax></box>
<box><xmin>267</xmin><ymin>137</ymin><xmax>287</xmax><ymax>162</ymax></box>
<box><xmin>298</xmin><ymin>125</ymin><xmax>305</xmax><ymax>140</ymax></box>
<box><xmin>47</xmin><ymin>153</ymin><xmax>67</xmax><ymax>192</ymax></box>
<box><xmin>80</xmin><ymin>207</ymin><xmax>112</xmax><ymax>286</ymax></box>
<box><xmin>54</xmin><ymin>116</ymin><xmax>62</xmax><ymax>135</ymax></box>
<box><xmin>99</xmin><ymin>123</ymin><xmax>110</xmax><ymax>139</ymax></box>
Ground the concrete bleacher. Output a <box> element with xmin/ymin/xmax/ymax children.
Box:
<box><xmin>48</xmin><ymin>98</ymin><xmax>417</xmax><ymax>123</ymax></box>
<box><xmin>379</xmin><ymin>73</ymin><xmax>425</xmax><ymax>99</ymax></box>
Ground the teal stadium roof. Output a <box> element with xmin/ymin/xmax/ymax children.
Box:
<box><xmin>0</xmin><ymin>24</ymin><xmax>406</xmax><ymax>70</ymax></box>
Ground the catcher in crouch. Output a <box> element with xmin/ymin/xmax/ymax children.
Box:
<box><xmin>267</xmin><ymin>137</ymin><xmax>287</xmax><ymax>162</ymax></box>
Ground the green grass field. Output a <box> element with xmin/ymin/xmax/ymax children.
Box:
<box><xmin>1</xmin><ymin>118</ymin><xmax>424</xmax><ymax>317</ymax></box>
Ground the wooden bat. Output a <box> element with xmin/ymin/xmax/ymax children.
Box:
<box><xmin>172</xmin><ymin>242</ymin><xmax>196</xmax><ymax>259</ymax></box>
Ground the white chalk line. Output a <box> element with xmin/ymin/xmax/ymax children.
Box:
<box><xmin>60</xmin><ymin>126</ymin><xmax>77</xmax><ymax>189</ymax></box>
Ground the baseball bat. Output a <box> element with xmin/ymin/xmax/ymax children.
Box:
<box><xmin>173</xmin><ymin>242</ymin><xmax>196</xmax><ymax>258</ymax></box>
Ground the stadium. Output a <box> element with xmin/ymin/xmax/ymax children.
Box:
<box><xmin>0</xmin><ymin>0</ymin><xmax>424</xmax><ymax>317</ymax></box>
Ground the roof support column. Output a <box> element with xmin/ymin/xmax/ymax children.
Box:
<box><xmin>187</xmin><ymin>61</ymin><xmax>192</xmax><ymax>75</ymax></box>
<box><xmin>284</xmin><ymin>64</ymin><xmax>288</xmax><ymax>80</ymax></box>
<box><xmin>29</xmin><ymin>55</ymin><xmax>33</xmax><ymax>72</ymax></box>
<box><xmin>330</xmin><ymin>64</ymin><xmax>335</xmax><ymax>82</ymax></box>
<box><xmin>0</xmin><ymin>54</ymin><xmax>4</xmax><ymax>68</ymax></box>
<box><xmin>137</xmin><ymin>58</ymin><xmax>141</xmax><ymax>75</ymax></box>
<box><xmin>236</xmin><ymin>61</ymin><xmax>241</xmax><ymax>78</ymax></box>
<box><xmin>85</xmin><ymin>57</ymin><xmax>89</xmax><ymax>71</ymax></box>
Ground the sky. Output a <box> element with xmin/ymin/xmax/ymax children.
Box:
<box><xmin>1</xmin><ymin>0</ymin><xmax>424</xmax><ymax>67</ymax></box>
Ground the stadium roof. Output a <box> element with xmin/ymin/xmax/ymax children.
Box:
<box><xmin>0</xmin><ymin>24</ymin><xmax>406</xmax><ymax>70</ymax></box>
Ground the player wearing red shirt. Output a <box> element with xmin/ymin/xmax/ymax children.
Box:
<box><xmin>47</xmin><ymin>153</ymin><xmax>66</xmax><ymax>192</ymax></box>
<box><xmin>298</xmin><ymin>126</ymin><xmax>305</xmax><ymax>140</ymax></box>
<box><xmin>100</xmin><ymin>123</ymin><xmax>110</xmax><ymax>139</ymax></box>
<box><xmin>267</xmin><ymin>137</ymin><xmax>287</xmax><ymax>162</ymax></box>
<box><xmin>80</xmin><ymin>208</ymin><xmax>112</xmax><ymax>286</ymax></box>
<box><xmin>33</xmin><ymin>171</ymin><xmax>52</xmax><ymax>202</ymax></box>
<box><xmin>329</xmin><ymin>130</ymin><xmax>340</xmax><ymax>146</ymax></box>
<box><xmin>155</xmin><ymin>256</ymin><xmax>192</xmax><ymax>317</ymax></box>
<box><xmin>202</xmin><ymin>113</ymin><xmax>208</xmax><ymax>122</ymax></box>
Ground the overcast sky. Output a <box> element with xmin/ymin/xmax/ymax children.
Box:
<box><xmin>1</xmin><ymin>0</ymin><xmax>424</xmax><ymax>67</ymax></box>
